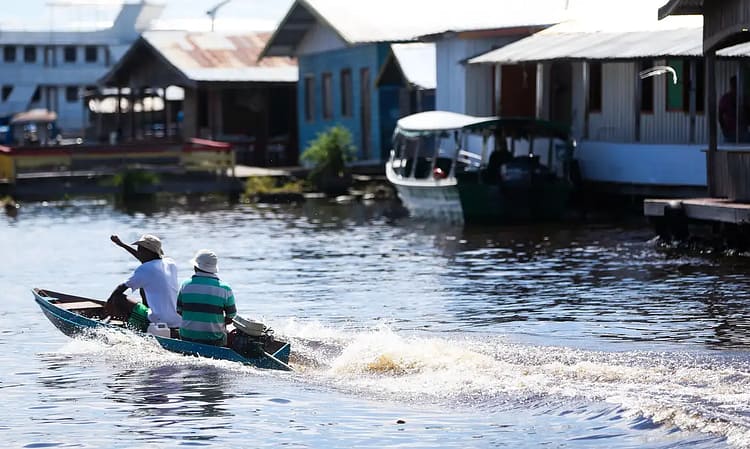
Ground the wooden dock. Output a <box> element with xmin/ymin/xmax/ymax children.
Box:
<box><xmin>645</xmin><ymin>197</ymin><xmax>750</xmax><ymax>248</ymax></box>
<box><xmin>644</xmin><ymin>198</ymin><xmax>750</xmax><ymax>224</ymax></box>
<box><xmin>0</xmin><ymin>139</ymin><xmax>243</xmax><ymax>200</ymax></box>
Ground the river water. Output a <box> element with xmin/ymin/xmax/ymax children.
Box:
<box><xmin>2</xmin><ymin>198</ymin><xmax>750</xmax><ymax>448</ymax></box>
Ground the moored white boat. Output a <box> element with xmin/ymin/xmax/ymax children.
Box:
<box><xmin>386</xmin><ymin>111</ymin><xmax>576</xmax><ymax>224</ymax></box>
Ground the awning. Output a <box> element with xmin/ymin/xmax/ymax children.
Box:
<box><xmin>11</xmin><ymin>109</ymin><xmax>57</xmax><ymax>124</ymax></box>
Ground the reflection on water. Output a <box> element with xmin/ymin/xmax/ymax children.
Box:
<box><xmin>105</xmin><ymin>365</ymin><xmax>236</xmax><ymax>418</ymax></box>
<box><xmin>3</xmin><ymin>197</ymin><xmax>750</xmax><ymax>448</ymax></box>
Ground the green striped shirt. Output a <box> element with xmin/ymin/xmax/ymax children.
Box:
<box><xmin>176</xmin><ymin>273</ymin><xmax>237</xmax><ymax>344</ymax></box>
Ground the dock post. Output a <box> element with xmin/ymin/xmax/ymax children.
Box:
<box><xmin>706</xmin><ymin>50</ymin><xmax>717</xmax><ymax>197</ymax></box>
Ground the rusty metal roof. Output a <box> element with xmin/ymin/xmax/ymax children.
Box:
<box><xmin>142</xmin><ymin>31</ymin><xmax>298</xmax><ymax>83</ymax></box>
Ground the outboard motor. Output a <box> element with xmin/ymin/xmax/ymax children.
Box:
<box><xmin>230</xmin><ymin>316</ymin><xmax>275</xmax><ymax>358</ymax></box>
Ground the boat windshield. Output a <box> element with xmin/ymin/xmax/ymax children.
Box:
<box><xmin>391</xmin><ymin>126</ymin><xmax>493</xmax><ymax>180</ymax></box>
<box><xmin>389</xmin><ymin>112</ymin><xmax>574</xmax><ymax>181</ymax></box>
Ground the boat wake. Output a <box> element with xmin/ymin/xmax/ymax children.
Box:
<box><xmin>275</xmin><ymin>319</ymin><xmax>750</xmax><ymax>448</ymax></box>
<box><xmin>46</xmin><ymin>320</ymin><xmax>750</xmax><ymax>448</ymax></box>
<box><xmin>52</xmin><ymin>327</ymin><xmax>269</xmax><ymax>376</ymax></box>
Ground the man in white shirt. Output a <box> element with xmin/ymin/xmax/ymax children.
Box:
<box><xmin>109</xmin><ymin>234</ymin><xmax>182</xmax><ymax>329</ymax></box>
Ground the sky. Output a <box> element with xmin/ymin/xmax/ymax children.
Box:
<box><xmin>0</xmin><ymin>0</ymin><xmax>294</xmax><ymax>31</ymax></box>
<box><xmin>0</xmin><ymin>0</ymin><xmax>674</xmax><ymax>33</ymax></box>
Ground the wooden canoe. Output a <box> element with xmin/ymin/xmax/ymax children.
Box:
<box><xmin>32</xmin><ymin>288</ymin><xmax>292</xmax><ymax>371</ymax></box>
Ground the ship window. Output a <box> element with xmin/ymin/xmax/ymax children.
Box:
<box><xmin>1</xmin><ymin>86</ymin><xmax>13</xmax><ymax>102</ymax></box>
<box><xmin>64</xmin><ymin>46</ymin><xmax>77</xmax><ymax>63</ymax></box>
<box><xmin>85</xmin><ymin>46</ymin><xmax>97</xmax><ymax>63</ymax></box>
<box><xmin>31</xmin><ymin>87</ymin><xmax>40</xmax><ymax>102</ymax></box>
<box><xmin>24</xmin><ymin>46</ymin><xmax>36</xmax><ymax>63</ymax></box>
<box><xmin>4</xmin><ymin>46</ymin><xmax>16</xmax><ymax>63</ymax></box>
<box><xmin>65</xmin><ymin>86</ymin><xmax>79</xmax><ymax>102</ymax></box>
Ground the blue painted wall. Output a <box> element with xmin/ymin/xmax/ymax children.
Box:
<box><xmin>297</xmin><ymin>42</ymin><xmax>397</xmax><ymax>162</ymax></box>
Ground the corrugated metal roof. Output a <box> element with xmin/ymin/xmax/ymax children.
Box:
<box><xmin>262</xmin><ymin>0</ymin><xmax>578</xmax><ymax>57</ymax></box>
<box><xmin>142</xmin><ymin>31</ymin><xmax>297</xmax><ymax>83</ymax></box>
<box><xmin>469</xmin><ymin>15</ymin><xmax>706</xmax><ymax>64</ymax></box>
<box><xmin>302</xmin><ymin>0</ymin><xmax>568</xmax><ymax>42</ymax></box>
<box><xmin>391</xmin><ymin>43</ymin><xmax>436</xmax><ymax>90</ymax></box>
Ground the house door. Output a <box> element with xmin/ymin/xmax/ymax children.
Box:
<box><xmin>549</xmin><ymin>61</ymin><xmax>573</xmax><ymax>125</ymax></box>
<box><xmin>360</xmin><ymin>68</ymin><xmax>372</xmax><ymax>160</ymax></box>
<box><xmin>500</xmin><ymin>64</ymin><xmax>536</xmax><ymax>117</ymax></box>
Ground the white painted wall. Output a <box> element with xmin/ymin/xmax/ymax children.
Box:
<box><xmin>577</xmin><ymin>141</ymin><xmax>707</xmax><ymax>186</ymax></box>
<box><xmin>530</xmin><ymin>60</ymin><xmax>750</xmax><ymax>187</ymax></box>
<box><xmin>587</xmin><ymin>62</ymin><xmax>637</xmax><ymax>142</ymax></box>
<box><xmin>570</xmin><ymin>62</ymin><xmax>585</xmax><ymax>138</ymax></box>
<box><xmin>436</xmin><ymin>35</ymin><xmax>520</xmax><ymax>115</ymax></box>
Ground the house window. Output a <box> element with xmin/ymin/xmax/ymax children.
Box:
<box><xmin>304</xmin><ymin>74</ymin><xmax>315</xmax><ymax>122</ymax></box>
<box><xmin>24</xmin><ymin>46</ymin><xmax>36</xmax><ymax>63</ymax></box>
<box><xmin>588</xmin><ymin>62</ymin><xmax>602</xmax><ymax>112</ymax></box>
<box><xmin>693</xmin><ymin>59</ymin><xmax>705</xmax><ymax>113</ymax></box>
<box><xmin>322</xmin><ymin>73</ymin><xmax>333</xmax><ymax>120</ymax></box>
<box><xmin>1</xmin><ymin>86</ymin><xmax>12</xmax><ymax>101</ymax></box>
<box><xmin>31</xmin><ymin>87</ymin><xmax>40</xmax><ymax>102</ymax></box>
<box><xmin>340</xmin><ymin>69</ymin><xmax>353</xmax><ymax>117</ymax></box>
<box><xmin>668</xmin><ymin>59</ymin><xmax>705</xmax><ymax>114</ymax></box>
<box><xmin>666</xmin><ymin>58</ymin><xmax>685</xmax><ymax>111</ymax></box>
<box><xmin>85</xmin><ymin>46</ymin><xmax>97</xmax><ymax>63</ymax></box>
<box><xmin>65</xmin><ymin>86</ymin><xmax>79</xmax><ymax>102</ymax></box>
<box><xmin>4</xmin><ymin>46</ymin><xmax>16</xmax><ymax>63</ymax></box>
<box><xmin>64</xmin><ymin>46</ymin><xmax>77</xmax><ymax>63</ymax></box>
<box><xmin>640</xmin><ymin>60</ymin><xmax>654</xmax><ymax>113</ymax></box>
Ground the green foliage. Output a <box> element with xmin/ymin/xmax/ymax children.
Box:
<box><xmin>301</xmin><ymin>126</ymin><xmax>356</xmax><ymax>185</ymax></box>
<box><xmin>110</xmin><ymin>170</ymin><xmax>160</xmax><ymax>199</ymax></box>
<box><xmin>244</xmin><ymin>176</ymin><xmax>304</xmax><ymax>197</ymax></box>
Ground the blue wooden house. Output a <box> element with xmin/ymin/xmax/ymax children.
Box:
<box><xmin>261</xmin><ymin>0</ymin><xmax>442</xmax><ymax>163</ymax></box>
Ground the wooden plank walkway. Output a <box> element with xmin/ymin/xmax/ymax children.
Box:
<box><xmin>644</xmin><ymin>197</ymin><xmax>750</xmax><ymax>224</ymax></box>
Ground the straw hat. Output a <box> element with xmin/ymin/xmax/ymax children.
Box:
<box><xmin>131</xmin><ymin>234</ymin><xmax>164</xmax><ymax>255</ymax></box>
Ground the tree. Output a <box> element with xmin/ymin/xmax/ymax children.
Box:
<box><xmin>301</xmin><ymin>126</ymin><xmax>356</xmax><ymax>195</ymax></box>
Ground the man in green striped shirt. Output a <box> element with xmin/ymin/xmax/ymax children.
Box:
<box><xmin>176</xmin><ymin>249</ymin><xmax>237</xmax><ymax>346</ymax></box>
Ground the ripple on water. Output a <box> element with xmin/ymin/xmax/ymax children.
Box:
<box><xmin>3</xmin><ymin>201</ymin><xmax>749</xmax><ymax>448</ymax></box>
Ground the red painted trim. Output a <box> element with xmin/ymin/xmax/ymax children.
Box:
<box><xmin>183</xmin><ymin>138</ymin><xmax>233</xmax><ymax>152</ymax></box>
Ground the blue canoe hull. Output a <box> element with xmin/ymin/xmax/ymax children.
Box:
<box><xmin>33</xmin><ymin>288</ymin><xmax>292</xmax><ymax>371</ymax></box>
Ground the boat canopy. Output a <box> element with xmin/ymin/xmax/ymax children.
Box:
<box><xmin>395</xmin><ymin>111</ymin><xmax>497</xmax><ymax>136</ymax></box>
<box><xmin>10</xmin><ymin>109</ymin><xmax>58</xmax><ymax>124</ymax></box>
<box><xmin>395</xmin><ymin>111</ymin><xmax>571</xmax><ymax>141</ymax></box>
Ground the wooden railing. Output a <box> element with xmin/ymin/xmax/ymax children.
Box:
<box><xmin>710</xmin><ymin>149</ymin><xmax>750</xmax><ymax>202</ymax></box>
<box><xmin>181</xmin><ymin>138</ymin><xmax>235</xmax><ymax>176</ymax></box>
<box><xmin>0</xmin><ymin>139</ymin><xmax>236</xmax><ymax>184</ymax></box>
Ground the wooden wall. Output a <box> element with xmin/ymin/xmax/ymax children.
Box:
<box><xmin>704</xmin><ymin>0</ymin><xmax>750</xmax><ymax>51</ymax></box>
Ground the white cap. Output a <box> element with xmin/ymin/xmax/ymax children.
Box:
<box><xmin>191</xmin><ymin>249</ymin><xmax>218</xmax><ymax>273</ymax></box>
